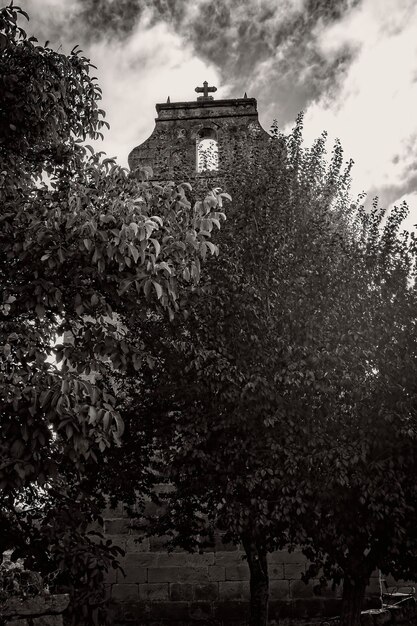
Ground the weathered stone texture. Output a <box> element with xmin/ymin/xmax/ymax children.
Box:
<box><xmin>169</xmin><ymin>582</ymin><xmax>194</xmax><ymax>601</ymax></box>
<box><xmin>32</xmin><ymin>618</ymin><xmax>63</xmax><ymax>626</ymax></box>
<box><xmin>128</xmin><ymin>96</ymin><xmax>270</xmax><ymax>181</ymax></box>
<box><xmin>219</xmin><ymin>580</ymin><xmax>250</xmax><ymax>601</ymax></box>
<box><xmin>111</xmin><ymin>583</ymin><xmax>139</xmax><ymax>601</ymax></box>
<box><xmin>138</xmin><ymin>582</ymin><xmax>169</xmax><ymax>601</ymax></box>
<box><xmin>2</xmin><ymin>594</ymin><xmax>68</xmax><ymax>626</ymax></box>
<box><xmin>270</xmin><ymin>579</ymin><xmax>291</xmax><ymax>600</ymax></box>
<box><xmin>284</xmin><ymin>562</ymin><xmax>307</xmax><ymax>579</ymax></box>
<box><xmin>103</xmin><ymin>510</ymin><xmax>383</xmax><ymax>624</ymax></box>
<box><xmin>148</xmin><ymin>565</ymin><xmax>209</xmax><ymax>583</ymax></box>
<box><xmin>225</xmin><ymin>564</ymin><xmax>250</xmax><ymax>581</ymax></box>
<box><xmin>1</xmin><ymin>595</ymin><xmax>69</xmax><ymax>617</ymax></box>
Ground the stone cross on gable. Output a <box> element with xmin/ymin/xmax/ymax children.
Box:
<box><xmin>195</xmin><ymin>81</ymin><xmax>217</xmax><ymax>101</ymax></box>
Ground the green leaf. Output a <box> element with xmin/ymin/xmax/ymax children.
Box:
<box><xmin>152</xmin><ymin>281</ymin><xmax>163</xmax><ymax>300</ymax></box>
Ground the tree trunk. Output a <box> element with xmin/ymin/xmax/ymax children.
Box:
<box><xmin>340</xmin><ymin>576</ymin><xmax>367</xmax><ymax>626</ymax></box>
<box><xmin>242</xmin><ymin>536</ymin><xmax>269</xmax><ymax>626</ymax></box>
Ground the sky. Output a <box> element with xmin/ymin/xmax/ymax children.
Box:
<box><xmin>17</xmin><ymin>0</ymin><xmax>417</xmax><ymax>228</ymax></box>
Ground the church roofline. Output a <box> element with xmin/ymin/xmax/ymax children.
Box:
<box><xmin>155</xmin><ymin>97</ymin><xmax>258</xmax><ymax>113</ymax></box>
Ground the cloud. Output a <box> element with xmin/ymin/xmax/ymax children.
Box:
<box><xmin>20</xmin><ymin>0</ymin><xmax>220</xmax><ymax>166</ymax></box>
<box><xmin>302</xmin><ymin>0</ymin><xmax>417</xmax><ymax>220</ymax></box>
<box><xmin>17</xmin><ymin>0</ymin><xmax>417</xmax><ymax>223</ymax></box>
<box><xmin>86</xmin><ymin>13</ymin><xmax>221</xmax><ymax>166</ymax></box>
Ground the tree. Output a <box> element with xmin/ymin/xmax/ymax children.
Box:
<box><xmin>290</xmin><ymin>200</ymin><xmax>417</xmax><ymax>626</ymax></box>
<box><xmin>0</xmin><ymin>5</ymin><xmax>224</xmax><ymax>623</ymax></box>
<box><xmin>100</xmin><ymin>118</ymin><xmax>417</xmax><ymax>626</ymax></box>
<box><xmin>95</xmin><ymin>119</ymin><xmax>351</xmax><ymax>620</ymax></box>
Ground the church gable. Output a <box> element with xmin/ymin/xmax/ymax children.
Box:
<box><xmin>128</xmin><ymin>82</ymin><xmax>269</xmax><ymax>179</ymax></box>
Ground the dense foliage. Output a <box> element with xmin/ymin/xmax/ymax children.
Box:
<box><xmin>103</xmin><ymin>121</ymin><xmax>417</xmax><ymax>626</ymax></box>
<box><xmin>0</xmin><ymin>5</ymin><xmax>224</xmax><ymax>624</ymax></box>
<box><xmin>3</xmin><ymin>5</ymin><xmax>417</xmax><ymax>626</ymax></box>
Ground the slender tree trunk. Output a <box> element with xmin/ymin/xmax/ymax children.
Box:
<box><xmin>340</xmin><ymin>576</ymin><xmax>367</xmax><ymax>626</ymax></box>
<box><xmin>242</xmin><ymin>536</ymin><xmax>269</xmax><ymax>626</ymax></box>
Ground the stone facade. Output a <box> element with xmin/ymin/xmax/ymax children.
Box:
<box><xmin>103</xmin><ymin>505</ymin><xmax>382</xmax><ymax>625</ymax></box>
<box><xmin>128</xmin><ymin>85</ymin><xmax>269</xmax><ymax>181</ymax></box>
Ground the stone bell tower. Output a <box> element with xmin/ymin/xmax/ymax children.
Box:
<box><xmin>128</xmin><ymin>81</ymin><xmax>269</xmax><ymax>179</ymax></box>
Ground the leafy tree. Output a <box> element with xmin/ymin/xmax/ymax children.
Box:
<box><xmin>0</xmin><ymin>4</ymin><xmax>224</xmax><ymax>623</ymax></box>
<box><xmin>101</xmin><ymin>118</ymin><xmax>417</xmax><ymax>626</ymax></box>
<box><xmin>96</xmin><ymin>120</ymin><xmax>351</xmax><ymax>618</ymax></box>
<box><xmin>291</xmin><ymin>200</ymin><xmax>417</xmax><ymax>626</ymax></box>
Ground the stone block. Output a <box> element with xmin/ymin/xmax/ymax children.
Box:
<box><xmin>124</xmin><ymin>535</ymin><xmax>150</xmax><ymax>552</ymax></box>
<box><xmin>225</xmin><ymin>564</ymin><xmax>250</xmax><ymax>581</ymax></box>
<box><xmin>111</xmin><ymin>584</ymin><xmax>139</xmax><ymax>601</ymax></box>
<box><xmin>270</xmin><ymin>579</ymin><xmax>290</xmax><ymax>600</ymax></box>
<box><xmin>208</xmin><ymin>565</ymin><xmax>226</xmax><ymax>581</ymax></box>
<box><xmin>104</xmin><ymin>518</ymin><xmax>131</xmax><ymax>534</ymax></box>
<box><xmin>104</xmin><ymin>565</ymin><xmax>117</xmax><ymax>584</ymax></box>
<box><xmin>269</xmin><ymin>563</ymin><xmax>284</xmax><ymax>579</ymax></box>
<box><xmin>269</xmin><ymin>599</ymin><xmax>293</xmax><ymax>619</ymax></box>
<box><xmin>291</xmin><ymin>598</ymin><xmax>323</xmax><ymax>618</ymax></box>
<box><xmin>194</xmin><ymin>582</ymin><xmax>219</xmax><ymax>601</ymax></box>
<box><xmin>290</xmin><ymin>579</ymin><xmax>315</xmax><ymax>599</ymax></box>
<box><xmin>184</xmin><ymin>552</ymin><xmax>215</xmax><ymax>567</ymax></box>
<box><xmin>103</xmin><ymin>534</ymin><xmax>127</xmax><ymax>551</ymax></box>
<box><xmin>1</xmin><ymin>595</ymin><xmax>69</xmax><ymax>618</ymax></box>
<box><xmin>284</xmin><ymin>562</ymin><xmax>306</xmax><ymax>579</ymax></box>
<box><xmin>148</xmin><ymin>566</ymin><xmax>209</xmax><ymax>583</ymax></box>
<box><xmin>150</xmin><ymin>601</ymin><xmax>189</xmax><ymax>620</ymax></box>
<box><xmin>169</xmin><ymin>583</ymin><xmax>194</xmax><ymax>601</ymax></box>
<box><xmin>155</xmin><ymin>552</ymin><xmax>187</xmax><ymax>567</ymax></box>
<box><xmin>116</xmin><ymin>601</ymin><xmax>150</xmax><ymax>621</ymax></box>
<box><xmin>138</xmin><ymin>583</ymin><xmax>169</xmax><ymax>601</ymax></box>
<box><xmin>219</xmin><ymin>581</ymin><xmax>250</xmax><ymax>601</ymax></box>
<box><xmin>124</xmin><ymin>552</ymin><xmax>157</xmax><ymax>569</ymax></box>
<box><xmin>269</xmin><ymin>549</ymin><xmax>307</xmax><ymax>564</ymax></box>
<box><xmin>6</xmin><ymin>621</ymin><xmax>28</xmax><ymax>626</ymax></box>
<box><xmin>213</xmin><ymin>600</ymin><xmax>249</xmax><ymax>620</ymax></box>
<box><xmin>189</xmin><ymin>602</ymin><xmax>213</xmax><ymax>620</ymax></box>
<box><xmin>215</xmin><ymin>552</ymin><xmax>246</xmax><ymax>566</ymax></box>
<box><xmin>32</xmin><ymin>618</ymin><xmax>63</xmax><ymax>626</ymax></box>
<box><xmin>118</xmin><ymin>553</ymin><xmax>148</xmax><ymax>583</ymax></box>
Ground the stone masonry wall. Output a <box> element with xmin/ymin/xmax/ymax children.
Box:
<box><xmin>103</xmin><ymin>504</ymin><xmax>382</xmax><ymax>625</ymax></box>
<box><xmin>128</xmin><ymin>97</ymin><xmax>270</xmax><ymax>182</ymax></box>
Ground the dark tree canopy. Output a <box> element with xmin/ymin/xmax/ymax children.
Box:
<box><xmin>0</xmin><ymin>5</ymin><xmax>224</xmax><ymax>623</ymax></box>
<box><xmin>101</xmin><ymin>120</ymin><xmax>417</xmax><ymax>626</ymax></box>
<box><xmin>3</xmin><ymin>5</ymin><xmax>417</xmax><ymax>626</ymax></box>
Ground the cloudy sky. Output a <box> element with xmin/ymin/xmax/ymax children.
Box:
<box><xmin>18</xmin><ymin>0</ymin><xmax>417</xmax><ymax>227</ymax></box>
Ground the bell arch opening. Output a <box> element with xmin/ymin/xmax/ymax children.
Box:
<box><xmin>196</xmin><ymin>128</ymin><xmax>219</xmax><ymax>172</ymax></box>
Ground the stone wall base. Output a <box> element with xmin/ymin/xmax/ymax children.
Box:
<box><xmin>109</xmin><ymin>596</ymin><xmax>381</xmax><ymax>625</ymax></box>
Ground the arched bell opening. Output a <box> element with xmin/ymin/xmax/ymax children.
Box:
<box><xmin>196</xmin><ymin>128</ymin><xmax>219</xmax><ymax>172</ymax></box>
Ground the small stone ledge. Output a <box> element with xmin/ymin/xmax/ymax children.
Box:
<box><xmin>0</xmin><ymin>594</ymin><xmax>69</xmax><ymax>626</ymax></box>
